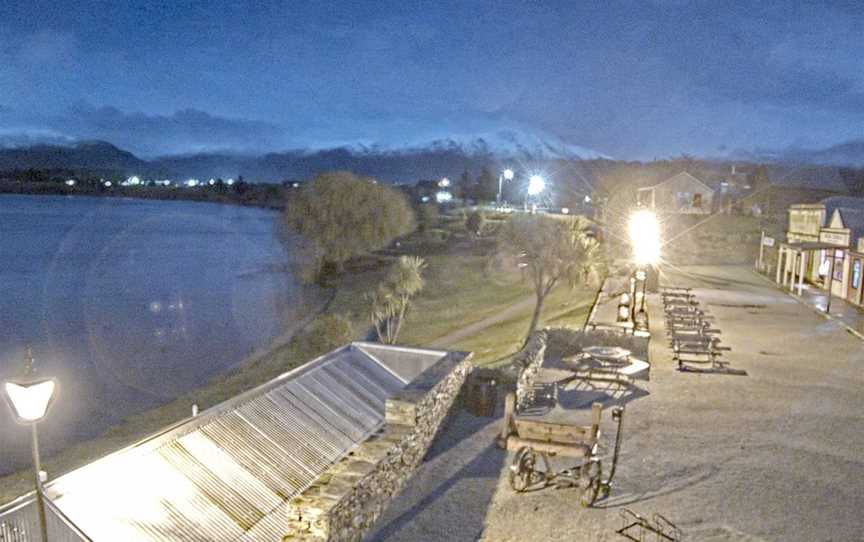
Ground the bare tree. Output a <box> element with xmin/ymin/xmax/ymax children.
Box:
<box><xmin>497</xmin><ymin>215</ymin><xmax>604</xmax><ymax>340</ymax></box>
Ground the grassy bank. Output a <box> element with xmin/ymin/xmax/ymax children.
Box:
<box><xmin>0</xmin><ymin>212</ymin><xmax>597</xmax><ymax>505</ymax></box>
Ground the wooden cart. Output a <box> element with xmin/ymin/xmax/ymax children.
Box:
<box><xmin>499</xmin><ymin>392</ymin><xmax>625</xmax><ymax>506</ymax></box>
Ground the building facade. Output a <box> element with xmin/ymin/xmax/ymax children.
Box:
<box><xmin>777</xmin><ymin>197</ymin><xmax>864</xmax><ymax>305</ymax></box>
<box><xmin>637</xmin><ymin>172</ymin><xmax>714</xmax><ymax>215</ymax></box>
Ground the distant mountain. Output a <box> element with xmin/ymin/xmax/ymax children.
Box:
<box><xmin>0</xmin><ymin>140</ymin><xmax>146</xmax><ymax>172</ymax></box>
<box><xmin>733</xmin><ymin>139</ymin><xmax>864</xmax><ymax>168</ymax></box>
<box><xmin>0</xmin><ymin>132</ymin><xmax>608</xmax><ymax>182</ymax></box>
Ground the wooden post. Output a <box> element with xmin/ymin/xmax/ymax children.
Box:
<box><xmin>798</xmin><ymin>250</ymin><xmax>806</xmax><ymax>295</ymax></box>
<box><xmin>789</xmin><ymin>251</ymin><xmax>797</xmax><ymax>292</ymax></box>
<box><xmin>590</xmin><ymin>402</ymin><xmax>602</xmax><ymax>443</ymax></box>
<box><xmin>500</xmin><ymin>392</ymin><xmax>516</xmax><ymax>446</ymax></box>
<box><xmin>775</xmin><ymin>246</ymin><xmax>783</xmax><ymax>284</ymax></box>
<box><xmin>758</xmin><ymin>230</ymin><xmax>765</xmax><ymax>271</ymax></box>
<box><xmin>827</xmin><ymin>254</ymin><xmax>835</xmax><ymax>314</ymax></box>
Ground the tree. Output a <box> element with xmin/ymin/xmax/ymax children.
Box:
<box><xmin>465</xmin><ymin>209</ymin><xmax>486</xmax><ymax>237</ymax></box>
<box><xmin>283</xmin><ymin>171</ymin><xmax>416</xmax><ymax>280</ymax></box>
<box><xmin>497</xmin><ymin>215</ymin><xmax>604</xmax><ymax>340</ymax></box>
<box><xmin>369</xmin><ymin>256</ymin><xmax>426</xmax><ymax>344</ymax></box>
<box><xmin>416</xmin><ymin>203</ymin><xmax>440</xmax><ymax>233</ymax></box>
<box><xmin>457</xmin><ymin>169</ymin><xmax>473</xmax><ymax>200</ymax></box>
<box><xmin>476</xmin><ymin>167</ymin><xmax>498</xmax><ymax>201</ymax></box>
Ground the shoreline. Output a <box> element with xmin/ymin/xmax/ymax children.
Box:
<box><xmin>0</xmin><ymin>180</ymin><xmax>288</xmax><ymax>210</ymax></box>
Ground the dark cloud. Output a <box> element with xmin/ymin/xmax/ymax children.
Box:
<box><xmin>1</xmin><ymin>1</ymin><xmax>863</xmax><ymax>159</ymax></box>
<box><xmin>0</xmin><ymin>104</ymin><xmax>286</xmax><ymax>157</ymax></box>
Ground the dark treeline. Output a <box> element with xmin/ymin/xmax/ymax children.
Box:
<box><xmin>0</xmin><ymin>168</ymin><xmax>287</xmax><ymax>209</ymax></box>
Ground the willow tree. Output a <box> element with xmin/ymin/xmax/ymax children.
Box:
<box><xmin>283</xmin><ymin>171</ymin><xmax>416</xmax><ymax>280</ymax></box>
<box><xmin>370</xmin><ymin>256</ymin><xmax>426</xmax><ymax>344</ymax></box>
<box><xmin>497</xmin><ymin>214</ymin><xmax>604</xmax><ymax>340</ymax></box>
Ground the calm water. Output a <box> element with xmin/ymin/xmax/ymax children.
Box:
<box><xmin>0</xmin><ymin>195</ymin><xmax>295</xmax><ymax>475</ymax></box>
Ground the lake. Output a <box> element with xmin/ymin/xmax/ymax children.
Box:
<box><xmin>0</xmin><ymin>195</ymin><xmax>295</xmax><ymax>475</ymax></box>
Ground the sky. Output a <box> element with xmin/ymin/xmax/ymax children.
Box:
<box><xmin>1</xmin><ymin>0</ymin><xmax>863</xmax><ymax>159</ymax></box>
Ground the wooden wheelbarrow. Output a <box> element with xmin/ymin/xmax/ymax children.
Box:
<box><xmin>498</xmin><ymin>392</ymin><xmax>625</xmax><ymax>507</ymax></box>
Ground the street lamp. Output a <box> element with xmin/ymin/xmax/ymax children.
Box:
<box><xmin>3</xmin><ymin>348</ymin><xmax>58</xmax><ymax>542</ymax></box>
<box><xmin>497</xmin><ymin>168</ymin><xmax>514</xmax><ymax>205</ymax></box>
<box><xmin>526</xmin><ymin>175</ymin><xmax>545</xmax><ymax>212</ymax></box>
<box><xmin>628</xmin><ymin>210</ymin><xmax>660</xmax><ymax>266</ymax></box>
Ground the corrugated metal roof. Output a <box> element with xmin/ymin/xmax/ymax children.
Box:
<box><xmin>0</xmin><ymin>343</ymin><xmax>449</xmax><ymax>542</ymax></box>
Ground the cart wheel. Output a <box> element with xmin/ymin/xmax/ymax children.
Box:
<box><xmin>578</xmin><ymin>460</ymin><xmax>602</xmax><ymax>507</ymax></box>
<box><xmin>509</xmin><ymin>446</ymin><xmax>542</xmax><ymax>492</ymax></box>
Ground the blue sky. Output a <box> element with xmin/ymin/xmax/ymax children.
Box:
<box><xmin>1</xmin><ymin>0</ymin><xmax>863</xmax><ymax>158</ymax></box>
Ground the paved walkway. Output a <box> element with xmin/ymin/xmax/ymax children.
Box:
<box><xmin>786</xmin><ymin>281</ymin><xmax>864</xmax><ymax>339</ymax></box>
<box><xmin>369</xmin><ymin>265</ymin><xmax>864</xmax><ymax>542</ymax></box>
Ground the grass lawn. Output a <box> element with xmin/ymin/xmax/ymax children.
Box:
<box><xmin>0</xmin><ymin>214</ymin><xmax>600</xmax><ymax>505</ymax></box>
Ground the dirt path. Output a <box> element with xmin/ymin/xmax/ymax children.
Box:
<box><xmin>428</xmin><ymin>295</ymin><xmax>536</xmax><ymax>348</ymax></box>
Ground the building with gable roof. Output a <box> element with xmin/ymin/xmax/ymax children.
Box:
<box><xmin>777</xmin><ymin>196</ymin><xmax>864</xmax><ymax>305</ymax></box>
<box><xmin>636</xmin><ymin>172</ymin><xmax>715</xmax><ymax>214</ymax></box>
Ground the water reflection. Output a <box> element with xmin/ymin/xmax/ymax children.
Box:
<box><xmin>0</xmin><ymin>195</ymin><xmax>295</xmax><ymax>475</ymax></box>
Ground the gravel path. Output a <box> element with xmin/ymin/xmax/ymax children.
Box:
<box><xmin>370</xmin><ymin>265</ymin><xmax>864</xmax><ymax>542</ymax></box>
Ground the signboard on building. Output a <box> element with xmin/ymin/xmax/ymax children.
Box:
<box><xmin>820</xmin><ymin>231</ymin><xmax>849</xmax><ymax>246</ymax></box>
<box><xmin>762</xmin><ymin>236</ymin><xmax>775</xmax><ymax>247</ymax></box>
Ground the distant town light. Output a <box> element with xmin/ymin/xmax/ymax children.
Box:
<box><xmin>186</xmin><ymin>179</ymin><xmax>199</xmax><ymax>187</ymax></box>
<box><xmin>503</xmin><ymin>168</ymin><xmax>514</xmax><ymax>181</ymax></box>
<box><xmin>104</xmin><ymin>181</ymin><xmax>112</xmax><ymax>187</ymax></box>
<box><xmin>561</xmin><ymin>207</ymin><xmax>569</xmax><ymax>214</ymax></box>
<box><xmin>65</xmin><ymin>179</ymin><xmax>76</xmax><ymax>186</ymax></box>
<box><xmin>628</xmin><ymin>210</ymin><xmax>661</xmax><ymax>265</ymax></box>
<box><xmin>527</xmin><ymin>175</ymin><xmax>545</xmax><ymax>196</ymax></box>
<box><xmin>421</xmin><ymin>195</ymin><xmax>430</xmax><ymax>203</ymax></box>
<box><xmin>126</xmin><ymin>176</ymin><xmax>141</xmax><ymax>186</ymax></box>
<box><xmin>584</xmin><ymin>195</ymin><xmax>591</xmax><ymax>203</ymax></box>
<box><xmin>208</xmin><ymin>179</ymin><xmax>216</xmax><ymax>186</ymax></box>
<box><xmin>439</xmin><ymin>177</ymin><xmax>451</xmax><ymax>188</ymax></box>
<box><xmin>226</xmin><ymin>178</ymin><xmax>235</xmax><ymax>186</ymax></box>
<box><xmin>435</xmin><ymin>191</ymin><xmax>453</xmax><ymax>203</ymax></box>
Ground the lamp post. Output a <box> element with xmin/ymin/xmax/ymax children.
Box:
<box><xmin>3</xmin><ymin>348</ymin><xmax>58</xmax><ymax>542</ymax></box>
<box><xmin>526</xmin><ymin>175</ymin><xmax>545</xmax><ymax>213</ymax></box>
<box><xmin>497</xmin><ymin>168</ymin><xmax>514</xmax><ymax>205</ymax></box>
<box><xmin>628</xmin><ymin>210</ymin><xmax>661</xmax><ymax>333</ymax></box>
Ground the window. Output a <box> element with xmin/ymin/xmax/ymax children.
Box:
<box><xmin>833</xmin><ymin>249</ymin><xmax>844</xmax><ymax>281</ymax></box>
<box><xmin>853</xmin><ymin>259</ymin><xmax>861</xmax><ymax>289</ymax></box>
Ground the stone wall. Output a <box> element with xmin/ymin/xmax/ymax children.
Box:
<box><xmin>284</xmin><ymin>351</ymin><xmax>473</xmax><ymax>542</ymax></box>
<box><xmin>512</xmin><ymin>331</ymin><xmax>546</xmax><ymax>412</ymax></box>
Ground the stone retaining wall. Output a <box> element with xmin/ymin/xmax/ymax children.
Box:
<box><xmin>284</xmin><ymin>351</ymin><xmax>473</xmax><ymax>542</ymax></box>
<box><xmin>512</xmin><ymin>331</ymin><xmax>546</xmax><ymax>412</ymax></box>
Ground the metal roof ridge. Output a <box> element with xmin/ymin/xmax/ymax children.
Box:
<box><xmin>351</xmin><ymin>344</ymin><xmax>410</xmax><ymax>385</ymax></box>
<box><xmin>44</xmin><ymin>344</ymin><xmax>358</xmax><ymax>490</ymax></box>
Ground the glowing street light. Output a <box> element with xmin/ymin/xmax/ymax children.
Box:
<box><xmin>3</xmin><ymin>348</ymin><xmax>58</xmax><ymax>542</ymax></box>
<box><xmin>628</xmin><ymin>210</ymin><xmax>660</xmax><ymax>266</ymax></box>
<box><xmin>527</xmin><ymin>175</ymin><xmax>545</xmax><ymax>196</ymax></box>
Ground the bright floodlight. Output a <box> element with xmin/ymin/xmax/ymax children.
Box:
<box><xmin>527</xmin><ymin>175</ymin><xmax>545</xmax><ymax>196</ymax></box>
<box><xmin>503</xmin><ymin>168</ymin><xmax>514</xmax><ymax>180</ymax></box>
<box><xmin>628</xmin><ymin>210</ymin><xmax>661</xmax><ymax>265</ymax></box>
<box><xmin>4</xmin><ymin>380</ymin><xmax>56</xmax><ymax>423</ymax></box>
